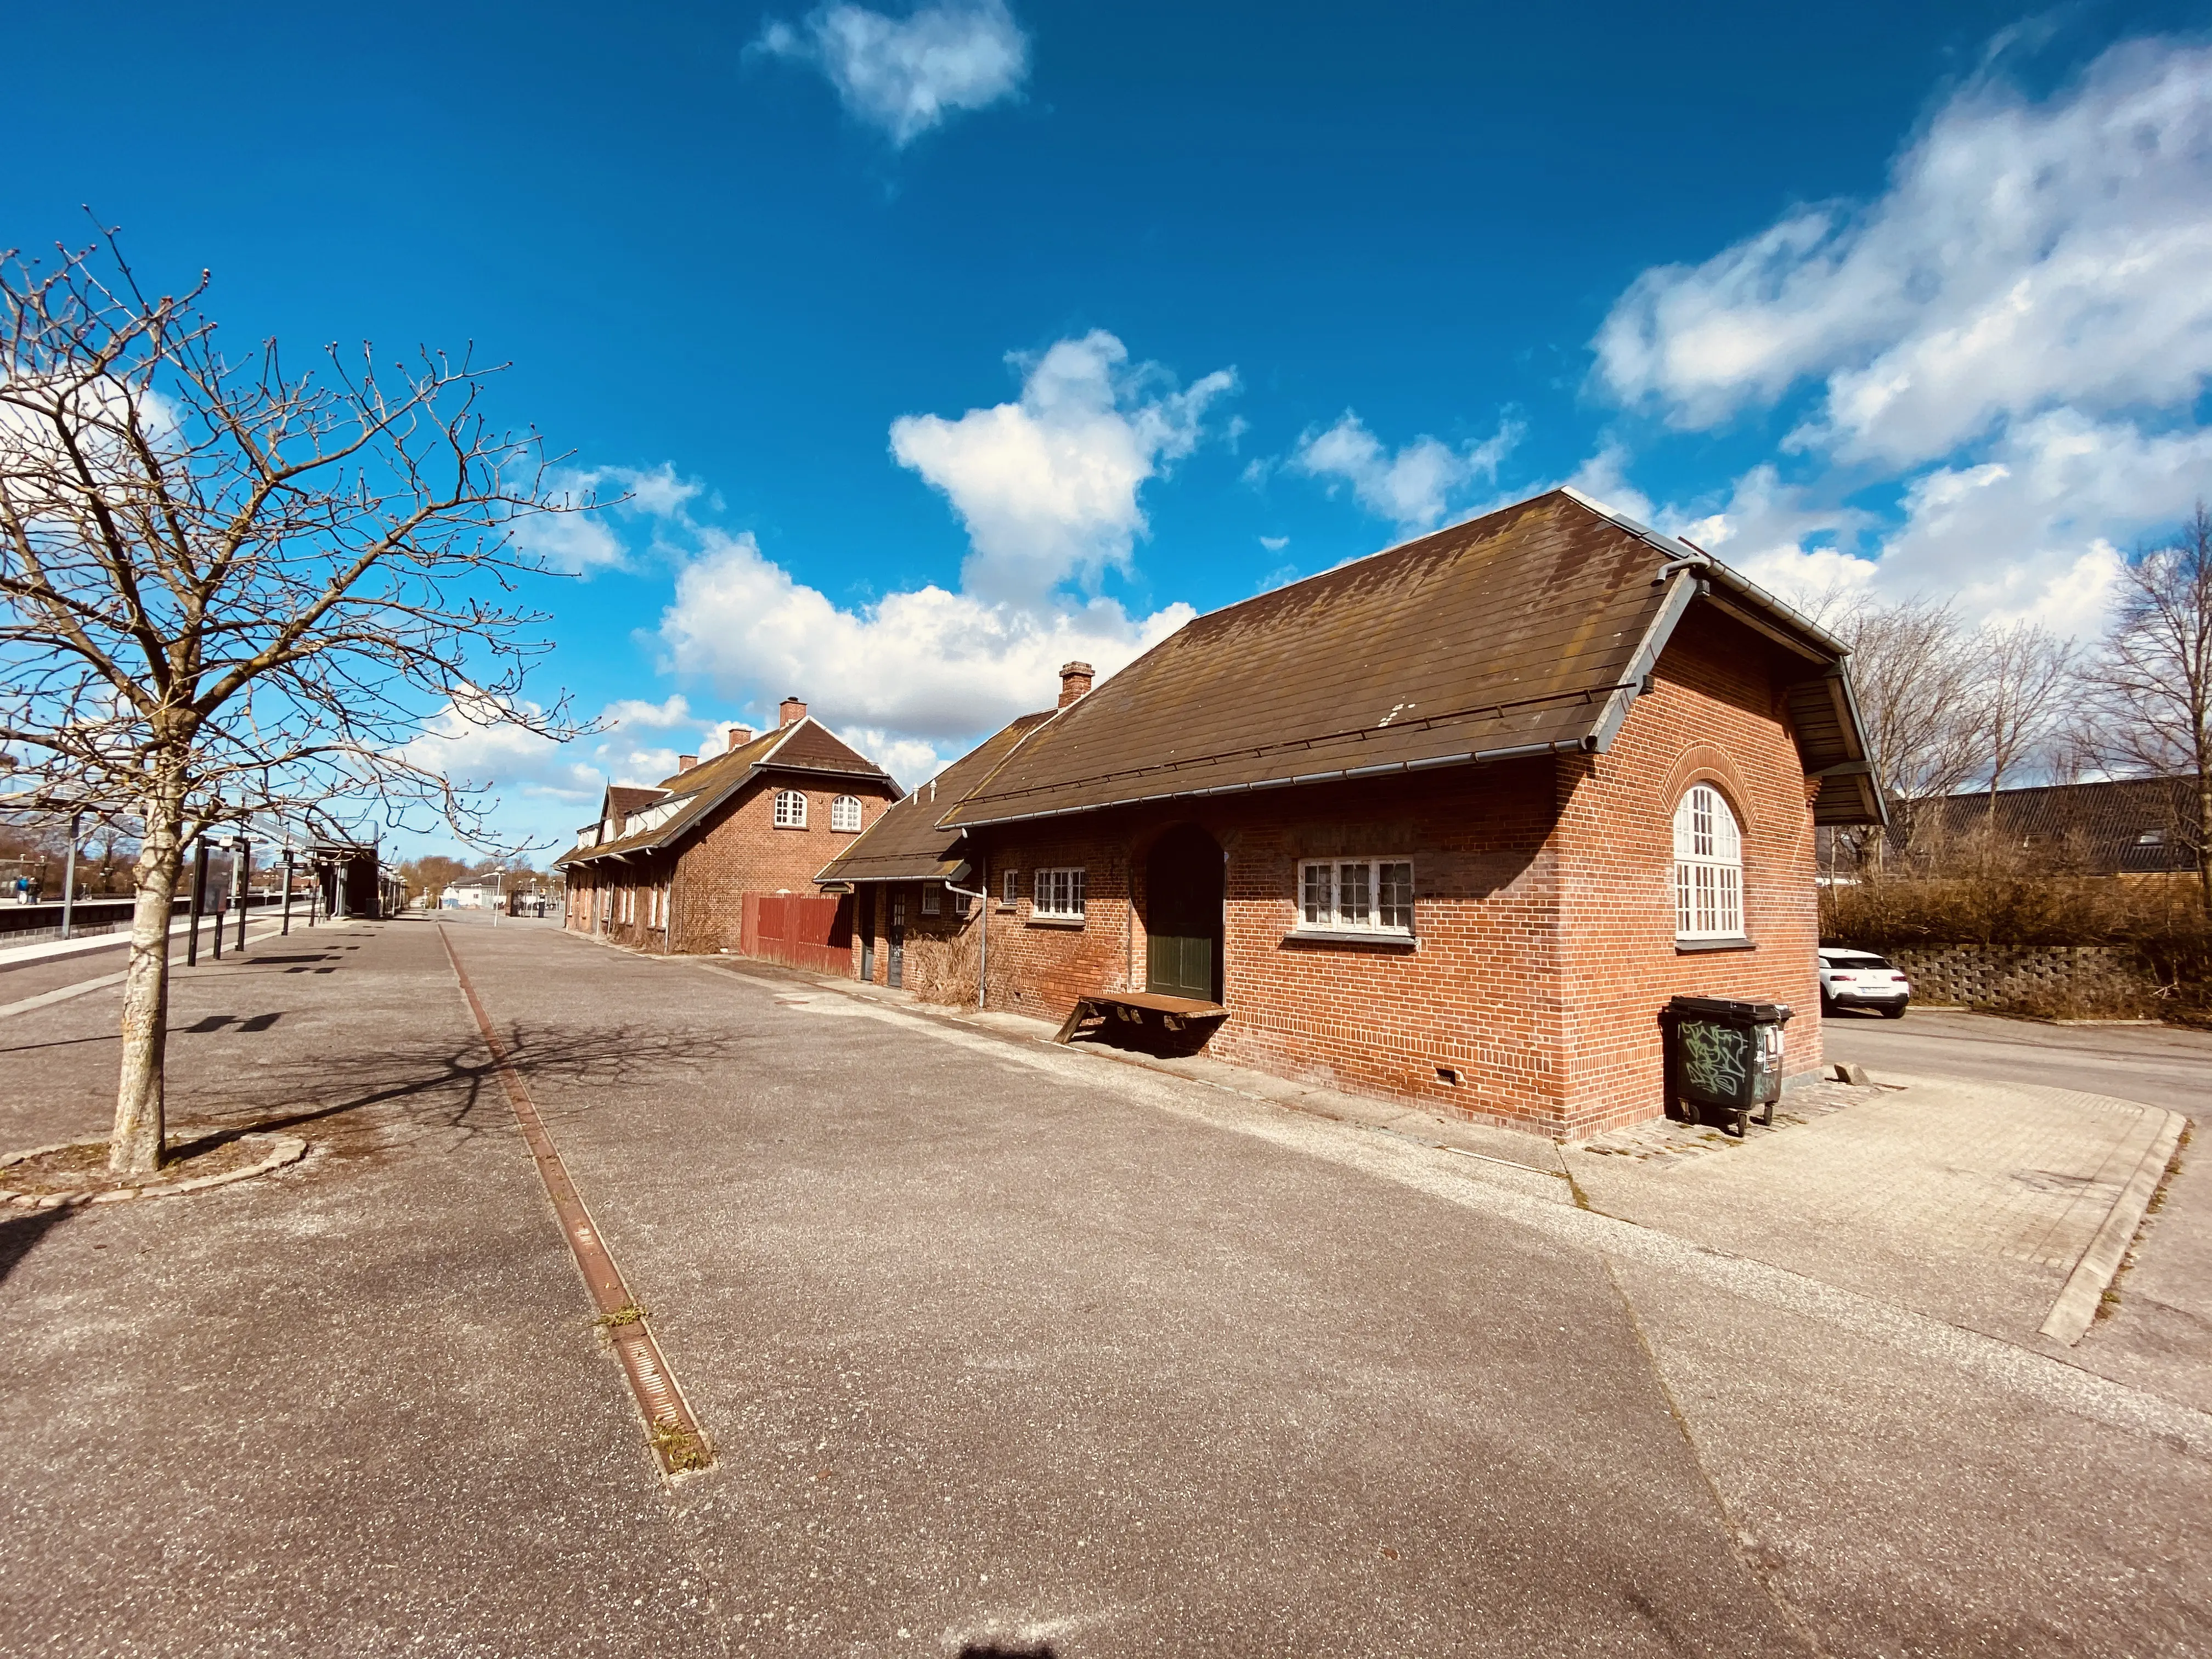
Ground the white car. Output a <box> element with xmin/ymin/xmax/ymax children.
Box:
<box><xmin>1819</xmin><ymin>948</ymin><xmax>1911</xmax><ymax>1018</ymax></box>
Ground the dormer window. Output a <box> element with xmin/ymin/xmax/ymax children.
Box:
<box><xmin>831</xmin><ymin>795</ymin><xmax>863</xmax><ymax>833</ymax></box>
<box><xmin>774</xmin><ymin>789</ymin><xmax>807</xmax><ymax>828</ymax></box>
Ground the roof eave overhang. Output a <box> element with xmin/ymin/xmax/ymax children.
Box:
<box><xmin>942</xmin><ymin>736</ymin><xmax>1596</xmax><ymax>831</ymax></box>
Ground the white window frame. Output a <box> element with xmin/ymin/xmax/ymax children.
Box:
<box><xmin>622</xmin><ymin>886</ymin><xmax>635</xmax><ymax>925</ymax></box>
<box><xmin>1296</xmin><ymin>858</ymin><xmax>1415</xmax><ymax>936</ymax></box>
<box><xmin>1001</xmin><ymin>869</ymin><xmax>1019</xmax><ymax>906</ymax></box>
<box><xmin>921</xmin><ymin>883</ymin><xmax>942</xmax><ymax>917</ymax></box>
<box><xmin>1031</xmin><ymin>867</ymin><xmax>1086</xmax><ymax>922</ymax></box>
<box><xmin>1673</xmin><ymin>783</ymin><xmax>1745</xmax><ymax>940</ymax></box>
<box><xmin>831</xmin><ymin>795</ymin><xmax>863</xmax><ymax>833</ymax></box>
<box><xmin>773</xmin><ymin>789</ymin><xmax>807</xmax><ymax>829</ymax></box>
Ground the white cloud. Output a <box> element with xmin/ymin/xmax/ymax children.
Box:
<box><xmin>511</xmin><ymin>463</ymin><xmax>708</xmax><ymax>575</ymax></box>
<box><xmin>1869</xmin><ymin>410</ymin><xmax>2207</xmax><ymax>630</ymax></box>
<box><xmin>889</xmin><ymin>330</ymin><xmax>1235</xmax><ymax>603</ymax></box>
<box><xmin>838</xmin><ymin>727</ymin><xmax>951</xmax><ymax>788</ymax></box>
<box><xmin>1560</xmin><ymin>407</ymin><xmax>2205</xmax><ymax>637</ymax></box>
<box><xmin>757</xmin><ymin>0</ymin><xmax>1029</xmax><ymax>146</ymax></box>
<box><xmin>659</xmin><ymin>527</ymin><xmax>1192</xmax><ymax>741</ymax></box>
<box><xmin>1594</xmin><ymin>40</ymin><xmax>2212</xmax><ymax>466</ymax></box>
<box><xmin>1291</xmin><ymin>411</ymin><xmax>1521</xmax><ymax>534</ymax></box>
<box><xmin>1259</xmin><ymin>535</ymin><xmax>1288</xmax><ymax>551</ymax></box>
<box><xmin>1559</xmin><ymin>443</ymin><xmax>1657</xmax><ymax>527</ymax></box>
<box><xmin>400</xmin><ymin>693</ymin><xmax>732</xmax><ymax>849</ymax></box>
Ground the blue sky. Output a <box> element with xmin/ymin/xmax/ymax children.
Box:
<box><xmin>9</xmin><ymin>1</ymin><xmax>2210</xmax><ymax>856</ymax></box>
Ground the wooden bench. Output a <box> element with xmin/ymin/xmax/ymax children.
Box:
<box><xmin>1052</xmin><ymin>990</ymin><xmax>1229</xmax><ymax>1045</ymax></box>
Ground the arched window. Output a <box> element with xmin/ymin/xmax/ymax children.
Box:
<box><xmin>773</xmin><ymin>789</ymin><xmax>807</xmax><ymax>828</ymax></box>
<box><xmin>831</xmin><ymin>795</ymin><xmax>863</xmax><ymax>833</ymax></box>
<box><xmin>1673</xmin><ymin>783</ymin><xmax>1743</xmax><ymax>940</ymax></box>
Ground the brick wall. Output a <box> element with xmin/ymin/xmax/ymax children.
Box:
<box><xmin>667</xmin><ymin>772</ymin><xmax>894</xmax><ymax>958</ymax></box>
<box><xmin>850</xmin><ymin>881</ymin><xmax>989</xmax><ymax>1003</ymax></box>
<box><xmin>928</xmin><ymin>602</ymin><xmax>1821</xmax><ymax>1138</ymax></box>
<box><xmin>1548</xmin><ymin>605</ymin><xmax>1824</xmax><ymax>1133</ymax></box>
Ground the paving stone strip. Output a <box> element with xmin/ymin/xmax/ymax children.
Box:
<box><xmin>436</xmin><ymin>923</ymin><xmax>713</xmax><ymax>1476</ymax></box>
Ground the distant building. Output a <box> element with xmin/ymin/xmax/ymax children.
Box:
<box><xmin>555</xmin><ymin>698</ymin><xmax>898</xmax><ymax>955</ymax></box>
<box><xmin>1823</xmin><ymin>777</ymin><xmax>2203</xmax><ymax>878</ymax></box>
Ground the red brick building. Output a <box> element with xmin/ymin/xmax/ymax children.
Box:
<box><xmin>821</xmin><ymin>489</ymin><xmax>1882</xmax><ymax>1138</ymax></box>
<box><xmin>557</xmin><ymin>698</ymin><xmax>899</xmax><ymax>956</ymax></box>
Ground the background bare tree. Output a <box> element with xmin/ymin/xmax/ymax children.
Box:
<box><xmin>1974</xmin><ymin>619</ymin><xmax>2078</xmax><ymax>809</ymax></box>
<box><xmin>0</xmin><ymin>230</ymin><xmax>594</xmax><ymax>1174</ymax></box>
<box><xmin>2083</xmin><ymin>504</ymin><xmax>2212</xmax><ymax>910</ymax></box>
<box><xmin>1816</xmin><ymin>596</ymin><xmax>1985</xmax><ymax>864</ymax></box>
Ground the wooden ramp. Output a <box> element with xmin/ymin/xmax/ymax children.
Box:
<box><xmin>1053</xmin><ymin>990</ymin><xmax>1229</xmax><ymax>1045</ymax></box>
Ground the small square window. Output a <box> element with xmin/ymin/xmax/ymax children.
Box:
<box><xmin>1002</xmin><ymin>869</ymin><xmax>1019</xmax><ymax>905</ymax></box>
<box><xmin>921</xmin><ymin>884</ymin><xmax>941</xmax><ymax>917</ymax></box>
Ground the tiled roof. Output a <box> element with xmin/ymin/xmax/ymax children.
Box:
<box><xmin>816</xmin><ymin>712</ymin><xmax>1054</xmax><ymax>885</ymax></box>
<box><xmin>938</xmin><ymin>489</ymin><xmax>1881</xmax><ymax>830</ymax></box>
<box><xmin>556</xmin><ymin>718</ymin><xmax>893</xmax><ymax>867</ymax></box>
<box><xmin>1914</xmin><ymin>777</ymin><xmax>2202</xmax><ymax>874</ymax></box>
<box><xmin>605</xmin><ymin>785</ymin><xmax>668</xmax><ymax>825</ymax></box>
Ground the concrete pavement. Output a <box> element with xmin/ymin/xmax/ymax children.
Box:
<box><xmin>1828</xmin><ymin>1006</ymin><xmax>2210</xmax><ymax>1415</ymax></box>
<box><xmin>1</xmin><ymin>914</ymin><xmax>2207</xmax><ymax>1656</ymax></box>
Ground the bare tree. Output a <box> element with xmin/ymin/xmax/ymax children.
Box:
<box><xmin>0</xmin><ymin>230</ymin><xmax>594</xmax><ymax>1173</ymax></box>
<box><xmin>2084</xmin><ymin>504</ymin><xmax>2212</xmax><ymax>910</ymax></box>
<box><xmin>1820</xmin><ymin>596</ymin><xmax>1985</xmax><ymax>861</ymax></box>
<box><xmin>1975</xmin><ymin>619</ymin><xmax>2079</xmax><ymax>808</ymax></box>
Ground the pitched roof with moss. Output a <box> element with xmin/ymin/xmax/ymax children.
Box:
<box><xmin>935</xmin><ymin>489</ymin><xmax>1883</xmax><ymax>831</ymax></box>
<box><xmin>815</xmin><ymin>712</ymin><xmax>1054</xmax><ymax>886</ymax></box>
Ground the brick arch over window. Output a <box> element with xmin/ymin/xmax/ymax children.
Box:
<box><xmin>1658</xmin><ymin>743</ymin><xmax>1756</xmax><ymax>840</ymax></box>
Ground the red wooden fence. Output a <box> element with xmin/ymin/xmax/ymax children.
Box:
<box><xmin>740</xmin><ymin>893</ymin><xmax>853</xmax><ymax>976</ymax></box>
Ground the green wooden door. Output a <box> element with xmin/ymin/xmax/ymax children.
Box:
<box><xmin>1146</xmin><ymin>826</ymin><xmax>1223</xmax><ymax>1003</ymax></box>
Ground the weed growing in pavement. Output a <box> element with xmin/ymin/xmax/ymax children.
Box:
<box><xmin>648</xmin><ymin>1419</ymin><xmax>712</xmax><ymax>1471</ymax></box>
<box><xmin>595</xmin><ymin>1302</ymin><xmax>648</xmax><ymax>1328</ymax></box>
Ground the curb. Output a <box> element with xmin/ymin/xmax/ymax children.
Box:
<box><xmin>2039</xmin><ymin>1109</ymin><xmax>2188</xmax><ymax>1346</ymax></box>
<box><xmin>0</xmin><ymin>1131</ymin><xmax>309</xmax><ymax>1208</ymax></box>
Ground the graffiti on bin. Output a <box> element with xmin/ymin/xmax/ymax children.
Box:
<box><xmin>1679</xmin><ymin>1022</ymin><xmax>1749</xmax><ymax>1098</ymax></box>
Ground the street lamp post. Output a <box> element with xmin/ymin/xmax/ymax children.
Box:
<box><xmin>280</xmin><ymin>845</ymin><xmax>295</xmax><ymax>936</ymax></box>
<box><xmin>187</xmin><ymin>837</ymin><xmax>209</xmax><ymax>967</ymax></box>
<box><xmin>234</xmin><ymin>834</ymin><xmax>251</xmax><ymax>952</ymax></box>
<box><xmin>60</xmin><ymin>811</ymin><xmax>81</xmax><ymax>941</ymax></box>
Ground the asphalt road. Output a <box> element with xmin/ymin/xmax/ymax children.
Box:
<box><xmin>1823</xmin><ymin>1006</ymin><xmax>2212</xmax><ymax>1116</ymax></box>
<box><xmin>1</xmin><ymin>915</ymin><xmax>2206</xmax><ymax>1657</ymax></box>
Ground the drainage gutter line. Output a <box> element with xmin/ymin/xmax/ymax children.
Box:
<box><xmin>437</xmin><ymin>923</ymin><xmax>713</xmax><ymax>1475</ymax></box>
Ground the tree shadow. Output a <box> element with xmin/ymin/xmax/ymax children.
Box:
<box><xmin>0</xmin><ymin>1206</ymin><xmax>71</xmax><ymax>1286</ymax></box>
<box><xmin>958</xmin><ymin>1645</ymin><xmax>1057</xmax><ymax>1659</ymax></box>
<box><xmin>157</xmin><ymin>1017</ymin><xmax>765</xmax><ymax>1164</ymax></box>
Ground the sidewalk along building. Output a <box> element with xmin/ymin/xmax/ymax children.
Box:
<box><xmin>556</xmin><ymin>697</ymin><xmax>899</xmax><ymax>956</ymax></box>
<box><xmin>825</xmin><ymin>488</ymin><xmax>1883</xmax><ymax>1139</ymax></box>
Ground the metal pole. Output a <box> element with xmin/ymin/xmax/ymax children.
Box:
<box><xmin>60</xmin><ymin>811</ymin><xmax>80</xmax><ymax>941</ymax></box>
<box><xmin>235</xmin><ymin>838</ymin><xmax>251</xmax><ymax>951</ymax></box>
<box><xmin>187</xmin><ymin>839</ymin><xmax>208</xmax><ymax>967</ymax></box>
<box><xmin>281</xmin><ymin>848</ymin><xmax>294</xmax><ymax>935</ymax></box>
<box><xmin>210</xmin><ymin>838</ymin><xmax>224</xmax><ymax>961</ymax></box>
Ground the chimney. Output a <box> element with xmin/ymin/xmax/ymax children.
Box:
<box><xmin>677</xmin><ymin>754</ymin><xmax>697</xmax><ymax>773</ymax></box>
<box><xmin>779</xmin><ymin>696</ymin><xmax>806</xmax><ymax>729</ymax></box>
<box><xmin>1058</xmin><ymin>661</ymin><xmax>1094</xmax><ymax>709</ymax></box>
<box><xmin>723</xmin><ymin>723</ymin><xmax>752</xmax><ymax>752</ymax></box>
